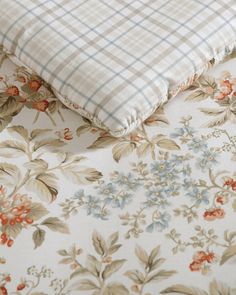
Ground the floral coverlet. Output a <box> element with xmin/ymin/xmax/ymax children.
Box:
<box><xmin>1</xmin><ymin>48</ymin><xmax>236</xmax><ymax>295</ymax></box>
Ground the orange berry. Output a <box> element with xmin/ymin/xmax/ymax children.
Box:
<box><xmin>1</xmin><ymin>219</ymin><xmax>8</xmax><ymax>226</ymax></box>
<box><xmin>32</xmin><ymin>100</ymin><xmax>49</xmax><ymax>112</ymax></box>
<box><xmin>0</xmin><ymin>286</ymin><xmax>8</xmax><ymax>295</ymax></box>
<box><xmin>16</xmin><ymin>283</ymin><xmax>26</xmax><ymax>291</ymax></box>
<box><xmin>25</xmin><ymin>218</ymin><xmax>33</xmax><ymax>224</ymax></box>
<box><xmin>28</xmin><ymin>79</ymin><xmax>42</xmax><ymax>91</ymax></box>
<box><xmin>9</xmin><ymin>219</ymin><xmax>15</xmax><ymax>226</ymax></box>
<box><xmin>7</xmin><ymin>239</ymin><xmax>13</xmax><ymax>247</ymax></box>
<box><xmin>0</xmin><ymin>233</ymin><xmax>7</xmax><ymax>240</ymax></box>
<box><xmin>5</xmin><ymin>86</ymin><xmax>19</xmax><ymax>96</ymax></box>
<box><xmin>15</xmin><ymin>217</ymin><xmax>23</xmax><ymax>223</ymax></box>
<box><xmin>4</xmin><ymin>275</ymin><xmax>11</xmax><ymax>282</ymax></box>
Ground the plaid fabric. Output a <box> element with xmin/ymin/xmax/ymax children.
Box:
<box><xmin>0</xmin><ymin>0</ymin><xmax>236</xmax><ymax>136</ymax></box>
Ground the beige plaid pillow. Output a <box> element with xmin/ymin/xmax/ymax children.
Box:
<box><xmin>0</xmin><ymin>0</ymin><xmax>236</xmax><ymax>136</ymax></box>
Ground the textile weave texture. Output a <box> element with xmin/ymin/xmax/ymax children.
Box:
<box><xmin>0</xmin><ymin>0</ymin><xmax>236</xmax><ymax>136</ymax></box>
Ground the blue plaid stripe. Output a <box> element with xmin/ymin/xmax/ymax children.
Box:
<box><xmin>0</xmin><ymin>0</ymin><xmax>235</xmax><ymax>136</ymax></box>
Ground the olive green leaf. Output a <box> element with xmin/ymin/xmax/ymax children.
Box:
<box><xmin>232</xmin><ymin>199</ymin><xmax>236</xmax><ymax>212</ymax></box>
<box><xmin>7</xmin><ymin>125</ymin><xmax>28</xmax><ymax>141</ymax></box>
<box><xmin>70</xmin><ymin>267</ymin><xmax>90</xmax><ymax>279</ymax></box>
<box><xmin>146</xmin><ymin>270</ymin><xmax>177</xmax><ymax>283</ymax></box>
<box><xmin>185</xmin><ymin>90</ymin><xmax>210</xmax><ymax>101</ymax></box>
<box><xmin>76</xmin><ymin>125</ymin><xmax>92</xmax><ymax>137</ymax></box>
<box><xmin>112</xmin><ymin>142</ymin><xmax>136</xmax><ymax>162</ymax></box>
<box><xmin>144</xmin><ymin>107</ymin><xmax>169</xmax><ymax>126</ymax></box>
<box><xmin>32</xmin><ymin>228</ymin><xmax>46</xmax><ymax>249</ymax></box>
<box><xmin>92</xmin><ymin>231</ymin><xmax>107</xmax><ymax>256</ymax></box>
<box><xmin>30</xmin><ymin>129</ymin><xmax>51</xmax><ymax>140</ymax></box>
<box><xmin>102</xmin><ymin>259</ymin><xmax>126</xmax><ymax>279</ymax></box>
<box><xmin>24</xmin><ymin>159</ymin><xmax>48</xmax><ymax>173</ymax></box>
<box><xmin>136</xmin><ymin>142</ymin><xmax>153</xmax><ymax>158</ymax></box>
<box><xmin>41</xmin><ymin>217</ymin><xmax>69</xmax><ymax>234</ymax></box>
<box><xmin>88</xmin><ymin>136</ymin><xmax>119</xmax><ymax>149</ymax></box>
<box><xmin>209</xmin><ymin>279</ymin><xmax>233</xmax><ymax>295</ymax></box>
<box><xmin>61</xmin><ymin>165</ymin><xmax>102</xmax><ymax>184</ymax></box>
<box><xmin>0</xmin><ymin>115</ymin><xmax>12</xmax><ymax>132</ymax></box>
<box><xmin>103</xmin><ymin>283</ymin><xmax>129</xmax><ymax>295</ymax></box>
<box><xmin>201</xmin><ymin>110</ymin><xmax>229</xmax><ymax>128</ymax></box>
<box><xmin>156</xmin><ymin>138</ymin><xmax>180</xmax><ymax>150</ymax></box>
<box><xmin>26</xmin><ymin>203</ymin><xmax>49</xmax><ymax>221</ymax></box>
<box><xmin>0</xmin><ymin>162</ymin><xmax>21</xmax><ymax>186</ymax></box>
<box><xmin>108</xmin><ymin>232</ymin><xmax>119</xmax><ymax>246</ymax></box>
<box><xmin>124</xmin><ymin>270</ymin><xmax>145</xmax><ymax>284</ymax></box>
<box><xmin>220</xmin><ymin>245</ymin><xmax>236</xmax><ymax>265</ymax></box>
<box><xmin>135</xmin><ymin>245</ymin><xmax>149</xmax><ymax>266</ymax></box>
<box><xmin>199</xmin><ymin>107</ymin><xmax>226</xmax><ymax>116</ymax></box>
<box><xmin>86</xmin><ymin>254</ymin><xmax>102</xmax><ymax>277</ymax></box>
<box><xmin>161</xmin><ymin>284</ymin><xmax>208</xmax><ymax>295</ymax></box>
<box><xmin>4</xmin><ymin>223</ymin><xmax>22</xmax><ymax>239</ymax></box>
<box><xmin>33</xmin><ymin>138</ymin><xmax>66</xmax><ymax>151</ymax></box>
<box><xmin>0</xmin><ymin>140</ymin><xmax>26</xmax><ymax>156</ymax></box>
<box><xmin>0</xmin><ymin>96</ymin><xmax>23</xmax><ymax>117</ymax></box>
<box><xmin>71</xmin><ymin>279</ymin><xmax>99</xmax><ymax>291</ymax></box>
<box><xmin>26</xmin><ymin>172</ymin><xmax>58</xmax><ymax>202</ymax></box>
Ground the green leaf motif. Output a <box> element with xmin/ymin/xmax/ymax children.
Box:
<box><xmin>0</xmin><ymin>140</ymin><xmax>26</xmax><ymax>154</ymax></box>
<box><xmin>124</xmin><ymin>270</ymin><xmax>145</xmax><ymax>284</ymax></box>
<box><xmin>88</xmin><ymin>136</ymin><xmax>119</xmax><ymax>149</ymax></box>
<box><xmin>30</xmin><ymin>129</ymin><xmax>51</xmax><ymax>140</ymax></box>
<box><xmin>26</xmin><ymin>172</ymin><xmax>58</xmax><ymax>202</ymax></box>
<box><xmin>41</xmin><ymin>217</ymin><xmax>69</xmax><ymax>234</ymax></box>
<box><xmin>103</xmin><ymin>283</ymin><xmax>129</xmax><ymax>295</ymax></box>
<box><xmin>0</xmin><ymin>162</ymin><xmax>21</xmax><ymax>186</ymax></box>
<box><xmin>70</xmin><ymin>267</ymin><xmax>90</xmax><ymax>279</ymax></box>
<box><xmin>160</xmin><ymin>284</ymin><xmax>208</xmax><ymax>295</ymax></box>
<box><xmin>86</xmin><ymin>254</ymin><xmax>101</xmax><ymax>277</ymax></box>
<box><xmin>220</xmin><ymin>245</ymin><xmax>236</xmax><ymax>265</ymax></box>
<box><xmin>146</xmin><ymin>270</ymin><xmax>177</xmax><ymax>283</ymax></box>
<box><xmin>112</xmin><ymin>142</ymin><xmax>136</xmax><ymax>163</ymax></box>
<box><xmin>0</xmin><ymin>96</ymin><xmax>23</xmax><ymax>117</ymax></box>
<box><xmin>61</xmin><ymin>165</ymin><xmax>102</xmax><ymax>184</ymax></box>
<box><xmin>33</xmin><ymin>138</ymin><xmax>66</xmax><ymax>151</ymax></box>
<box><xmin>7</xmin><ymin>125</ymin><xmax>28</xmax><ymax>141</ymax></box>
<box><xmin>156</xmin><ymin>138</ymin><xmax>180</xmax><ymax>150</ymax></box>
<box><xmin>4</xmin><ymin>223</ymin><xmax>22</xmax><ymax>239</ymax></box>
<box><xmin>185</xmin><ymin>90</ymin><xmax>209</xmax><ymax>101</ymax></box>
<box><xmin>92</xmin><ymin>231</ymin><xmax>107</xmax><ymax>256</ymax></box>
<box><xmin>135</xmin><ymin>245</ymin><xmax>149</xmax><ymax>266</ymax></box>
<box><xmin>27</xmin><ymin>202</ymin><xmax>49</xmax><ymax>221</ymax></box>
<box><xmin>76</xmin><ymin>125</ymin><xmax>92</xmax><ymax>137</ymax></box>
<box><xmin>72</xmin><ymin>279</ymin><xmax>99</xmax><ymax>291</ymax></box>
<box><xmin>32</xmin><ymin>228</ymin><xmax>46</xmax><ymax>249</ymax></box>
<box><xmin>102</xmin><ymin>259</ymin><xmax>126</xmax><ymax>279</ymax></box>
<box><xmin>0</xmin><ymin>115</ymin><xmax>12</xmax><ymax>132</ymax></box>
<box><xmin>24</xmin><ymin>159</ymin><xmax>48</xmax><ymax>173</ymax></box>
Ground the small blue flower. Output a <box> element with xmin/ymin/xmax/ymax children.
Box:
<box><xmin>196</xmin><ymin>149</ymin><xmax>218</xmax><ymax>171</ymax></box>
<box><xmin>187</xmin><ymin>137</ymin><xmax>207</xmax><ymax>153</ymax></box>
<box><xmin>73</xmin><ymin>189</ymin><xmax>85</xmax><ymax>200</ymax></box>
<box><xmin>113</xmin><ymin>172</ymin><xmax>139</xmax><ymax>190</ymax></box>
<box><xmin>182</xmin><ymin>164</ymin><xmax>192</xmax><ymax>176</ymax></box>
<box><xmin>170</xmin><ymin>127</ymin><xmax>185</xmax><ymax>138</ymax></box>
<box><xmin>146</xmin><ymin>212</ymin><xmax>171</xmax><ymax>232</ymax></box>
<box><xmin>186</xmin><ymin>187</ymin><xmax>209</xmax><ymax>205</ymax></box>
<box><xmin>105</xmin><ymin>192</ymin><xmax>132</xmax><ymax>209</ymax></box>
<box><xmin>150</xmin><ymin>161</ymin><xmax>172</xmax><ymax>176</ymax></box>
<box><xmin>82</xmin><ymin>195</ymin><xmax>101</xmax><ymax>215</ymax></box>
<box><xmin>97</xmin><ymin>183</ymin><xmax>117</xmax><ymax>196</ymax></box>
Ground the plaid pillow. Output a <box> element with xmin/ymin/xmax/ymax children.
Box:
<box><xmin>0</xmin><ymin>0</ymin><xmax>235</xmax><ymax>136</ymax></box>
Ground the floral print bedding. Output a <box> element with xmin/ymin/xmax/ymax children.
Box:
<box><xmin>1</xmin><ymin>47</ymin><xmax>236</xmax><ymax>294</ymax></box>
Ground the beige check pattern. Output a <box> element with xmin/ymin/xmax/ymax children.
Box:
<box><xmin>0</xmin><ymin>0</ymin><xmax>236</xmax><ymax>136</ymax></box>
